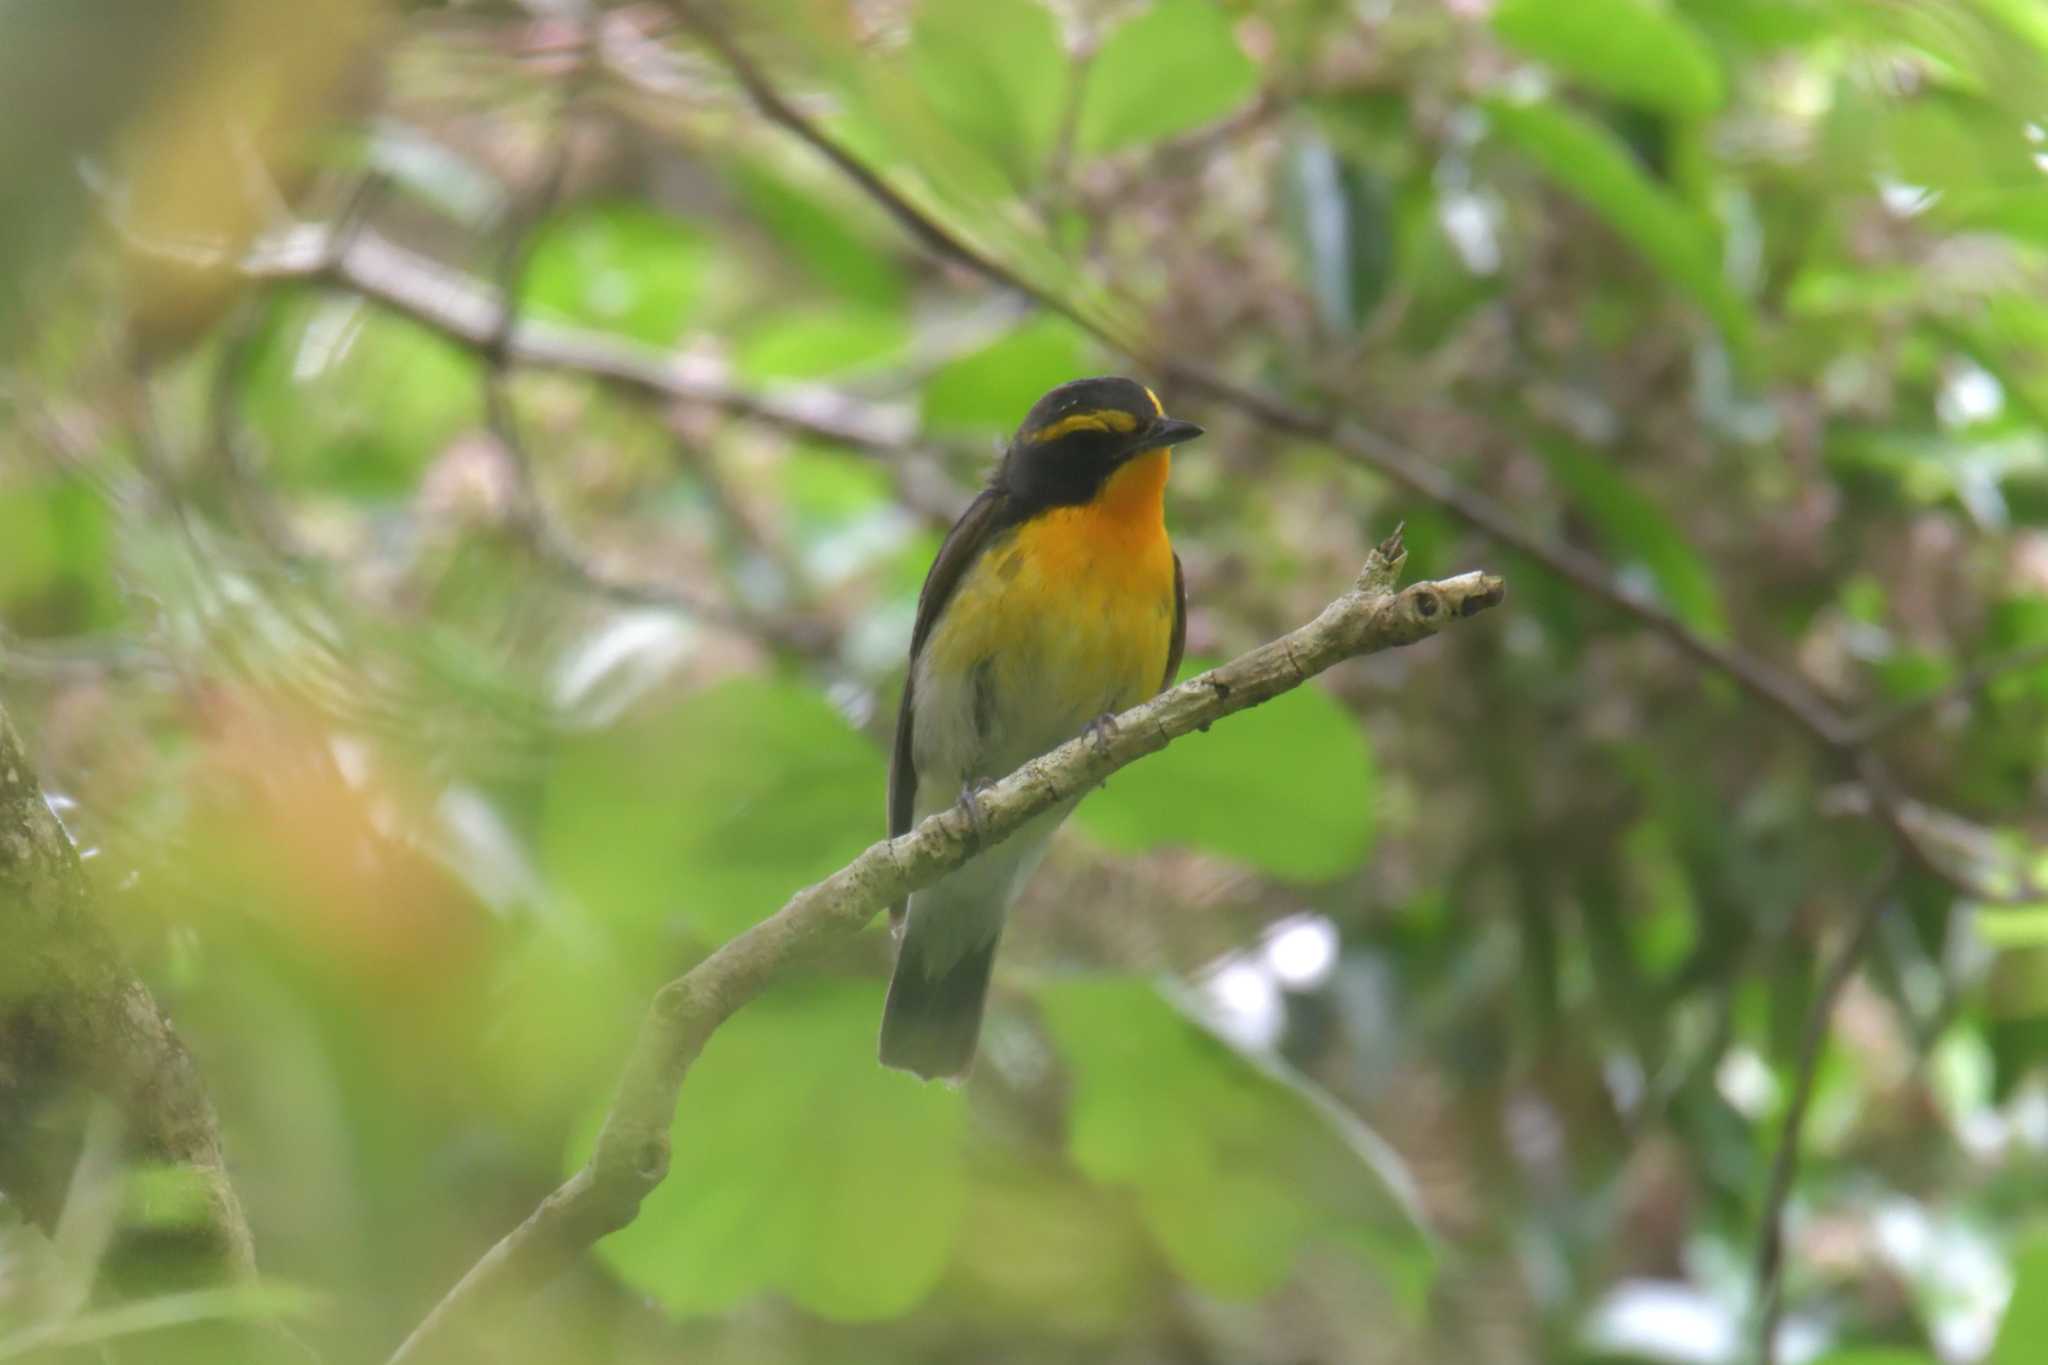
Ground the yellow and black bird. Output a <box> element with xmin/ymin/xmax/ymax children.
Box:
<box><xmin>880</xmin><ymin>377</ymin><xmax>1202</xmax><ymax>1081</ymax></box>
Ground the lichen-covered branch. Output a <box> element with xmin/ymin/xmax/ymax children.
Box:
<box><xmin>0</xmin><ymin>700</ymin><xmax>256</xmax><ymax>1276</ymax></box>
<box><xmin>384</xmin><ymin>533</ymin><xmax>1505</xmax><ymax>1365</ymax></box>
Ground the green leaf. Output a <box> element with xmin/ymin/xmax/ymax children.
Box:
<box><xmin>910</xmin><ymin>0</ymin><xmax>1068</xmax><ymax>189</ymax></box>
<box><xmin>735</xmin><ymin>306</ymin><xmax>910</xmax><ymax>382</ymax></box>
<box><xmin>1484</xmin><ymin>99</ymin><xmax>1752</xmax><ymax>349</ymax></box>
<box><xmin>1941</xmin><ymin>185</ymin><xmax>2048</xmax><ymax>245</ymax></box>
<box><xmin>1876</xmin><ymin>92</ymin><xmax>2045</xmax><ymax>194</ymax></box>
<box><xmin>239</xmin><ymin>289</ymin><xmax>481</xmax><ymax>499</ymax></box>
<box><xmin>1079</xmin><ymin>0</ymin><xmax>1259</xmax><ymax>154</ymax></box>
<box><xmin>1978</xmin><ymin>910</ymin><xmax>2048</xmax><ymax>949</ymax></box>
<box><xmin>583</xmin><ymin>979</ymin><xmax>966</xmax><ymax>1320</ymax></box>
<box><xmin>1078</xmin><ymin>660</ymin><xmax>1374</xmax><ymax>881</ymax></box>
<box><xmin>1993</xmin><ymin>1229</ymin><xmax>2048</xmax><ymax>1364</ymax></box>
<box><xmin>540</xmin><ymin>679</ymin><xmax>884</xmax><ymax>943</ymax></box>
<box><xmin>945</xmin><ymin>1147</ymin><xmax>1152</xmax><ymax>1331</ymax></box>
<box><xmin>1848</xmin><ymin>0</ymin><xmax>2048</xmax><ymax>125</ymax></box>
<box><xmin>780</xmin><ymin>447</ymin><xmax>896</xmax><ymax>523</ymax></box>
<box><xmin>922</xmin><ymin>314</ymin><xmax>1094</xmax><ymax>432</ymax></box>
<box><xmin>1808</xmin><ymin>1352</ymin><xmax>1938</xmax><ymax>1365</ymax></box>
<box><xmin>121</xmin><ymin>1163</ymin><xmax>224</xmax><ymax>1232</ymax></box>
<box><xmin>1983</xmin><ymin>596</ymin><xmax>2048</xmax><ymax>701</ymax></box>
<box><xmin>0</xmin><ymin>474</ymin><xmax>121</xmax><ymax>635</ymax></box>
<box><xmin>1623</xmin><ymin>818</ymin><xmax>1700</xmax><ymax>975</ymax></box>
<box><xmin>1494</xmin><ymin>0</ymin><xmax>1725</xmax><ymax>117</ymax></box>
<box><xmin>1139</xmin><ymin>1169</ymin><xmax>1311</xmax><ymax>1295</ymax></box>
<box><xmin>1040</xmin><ymin>978</ymin><xmax>1429</xmax><ymax>1299</ymax></box>
<box><xmin>520</xmin><ymin>200</ymin><xmax>712</xmax><ymax>345</ymax></box>
<box><xmin>729</xmin><ymin>160</ymin><xmax>906</xmax><ymax>308</ymax></box>
<box><xmin>1680</xmin><ymin>0</ymin><xmax>1832</xmax><ymax>50</ymax></box>
<box><xmin>1530</xmin><ymin>432</ymin><xmax>1730</xmax><ymax>638</ymax></box>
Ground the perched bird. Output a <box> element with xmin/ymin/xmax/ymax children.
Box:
<box><xmin>879</xmin><ymin>377</ymin><xmax>1202</xmax><ymax>1081</ymax></box>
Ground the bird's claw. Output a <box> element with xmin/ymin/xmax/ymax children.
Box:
<box><xmin>1085</xmin><ymin>711</ymin><xmax>1119</xmax><ymax>756</ymax></box>
<box><xmin>956</xmin><ymin>778</ymin><xmax>996</xmax><ymax>846</ymax></box>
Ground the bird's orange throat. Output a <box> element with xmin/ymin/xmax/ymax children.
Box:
<box><xmin>989</xmin><ymin>446</ymin><xmax>1175</xmax><ymax>605</ymax></box>
<box><xmin>1093</xmin><ymin>447</ymin><xmax>1172</xmax><ymax>534</ymax></box>
<box><xmin>1012</xmin><ymin>445</ymin><xmax>1174</xmax><ymax>600</ymax></box>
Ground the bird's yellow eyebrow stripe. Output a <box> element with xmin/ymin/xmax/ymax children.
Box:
<box><xmin>1144</xmin><ymin>386</ymin><xmax>1163</xmax><ymax>416</ymax></box>
<box><xmin>1031</xmin><ymin>408</ymin><xmax>1140</xmax><ymax>442</ymax></box>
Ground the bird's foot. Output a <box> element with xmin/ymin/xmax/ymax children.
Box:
<box><xmin>1084</xmin><ymin>711</ymin><xmax>1120</xmax><ymax>757</ymax></box>
<box><xmin>956</xmin><ymin>778</ymin><xmax>997</xmax><ymax>847</ymax></box>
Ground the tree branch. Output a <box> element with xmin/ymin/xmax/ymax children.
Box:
<box><xmin>383</xmin><ymin>532</ymin><xmax>1505</xmax><ymax>1365</ymax></box>
<box><xmin>235</xmin><ymin>225</ymin><xmax>942</xmax><ymax>466</ymax></box>
<box><xmin>0</xmin><ymin>700</ymin><xmax>257</xmax><ymax>1280</ymax></box>
<box><xmin>228</xmin><ymin>220</ymin><xmax>972</xmax><ymax>530</ymax></box>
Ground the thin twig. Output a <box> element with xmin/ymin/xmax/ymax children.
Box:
<box><xmin>1752</xmin><ymin>865</ymin><xmax>1899</xmax><ymax>1365</ymax></box>
<box><xmin>383</xmin><ymin>534</ymin><xmax>1504</xmax><ymax>1365</ymax></box>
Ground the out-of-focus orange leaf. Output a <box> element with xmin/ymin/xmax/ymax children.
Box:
<box><xmin>116</xmin><ymin>0</ymin><xmax>391</xmax><ymax>358</ymax></box>
<box><xmin>179</xmin><ymin>681</ymin><xmax>488</xmax><ymax>1006</ymax></box>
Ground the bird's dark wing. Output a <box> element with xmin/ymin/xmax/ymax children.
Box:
<box><xmin>1162</xmin><ymin>550</ymin><xmax>1187</xmax><ymax>691</ymax></box>
<box><xmin>889</xmin><ymin>487</ymin><xmax>1014</xmax><ymax>852</ymax></box>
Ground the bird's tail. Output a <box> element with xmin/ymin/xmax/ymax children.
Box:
<box><xmin>878</xmin><ymin>919</ymin><xmax>1000</xmax><ymax>1083</ymax></box>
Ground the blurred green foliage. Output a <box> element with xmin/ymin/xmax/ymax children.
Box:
<box><xmin>586</xmin><ymin>980</ymin><xmax>968</xmax><ymax>1320</ymax></box>
<box><xmin>1077</xmin><ymin>657</ymin><xmax>1377</xmax><ymax>880</ymax></box>
<box><xmin>542</xmin><ymin>679</ymin><xmax>883</xmax><ymax>942</ymax></box>
<box><xmin>5</xmin><ymin>0</ymin><xmax>2048</xmax><ymax>1363</ymax></box>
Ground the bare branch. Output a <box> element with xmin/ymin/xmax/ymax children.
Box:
<box><xmin>227</xmin><ymin>223</ymin><xmax>970</xmax><ymax>527</ymax></box>
<box><xmin>241</xmin><ymin>224</ymin><xmax>923</xmax><ymax>451</ymax></box>
<box><xmin>383</xmin><ymin>534</ymin><xmax>1505</xmax><ymax>1365</ymax></box>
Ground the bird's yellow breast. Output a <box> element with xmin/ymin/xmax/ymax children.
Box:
<box><xmin>924</xmin><ymin>451</ymin><xmax>1176</xmax><ymax>753</ymax></box>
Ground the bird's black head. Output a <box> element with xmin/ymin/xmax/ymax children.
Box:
<box><xmin>994</xmin><ymin>376</ymin><xmax>1204</xmax><ymax>509</ymax></box>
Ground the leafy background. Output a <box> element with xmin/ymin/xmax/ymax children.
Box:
<box><xmin>5</xmin><ymin>0</ymin><xmax>2048</xmax><ymax>1362</ymax></box>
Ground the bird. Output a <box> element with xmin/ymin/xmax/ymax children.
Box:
<box><xmin>879</xmin><ymin>376</ymin><xmax>1203</xmax><ymax>1081</ymax></box>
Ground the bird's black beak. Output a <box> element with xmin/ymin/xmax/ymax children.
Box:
<box><xmin>1139</xmin><ymin>417</ymin><xmax>1204</xmax><ymax>450</ymax></box>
